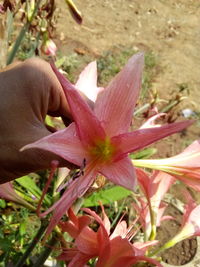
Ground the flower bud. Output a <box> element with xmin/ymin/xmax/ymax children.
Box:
<box><xmin>41</xmin><ymin>38</ymin><xmax>57</xmax><ymax>56</ymax></box>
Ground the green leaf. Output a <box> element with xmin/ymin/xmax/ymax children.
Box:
<box><xmin>16</xmin><ymin>176</ymin><xmax>51</xmax><ymax>206</ymax></box>
<box><xmin>55</xmin><ymin>56</ymin><xmax>67</xmax><ymax>68</ymax></box>
<box><xmin>130</xmin><ymin>147</ymin><xmax>157</xmax><ymax>159</ymax></box>
<box><xmin>83</xmin><ymin>186</ymin><xmax>132</xmax><ymax>207</ymax></box>
<box><xmin>0</xmin><ymin>238</ymin><xmax>12</xmax><ymax>250</ymax></box>
<box><xmin>0</xmin><ymin>199</ymin><xmax>6</xmax><ymax>208</ymax></box>
<box><xmin>19</xmin><ymin>221</ymin><xmax>26</xmax><ymax>236</ymax></box>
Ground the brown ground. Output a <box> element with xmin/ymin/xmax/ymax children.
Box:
<box><xmin>55</xmin><ymin>1</ymin><xmax>200</xmax><ymax>265</ymax></box>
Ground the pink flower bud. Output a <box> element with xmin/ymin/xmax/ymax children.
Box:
<box><xmin>41</xmin><ymin>39</ymin><xmax>57</xmax><ymax>57</ymax></box>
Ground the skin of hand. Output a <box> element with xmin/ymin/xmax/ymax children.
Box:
<box><xmin>0</xmin><ymin>58</ymin><xmax>85</xmax><ymax>184</ymax></box>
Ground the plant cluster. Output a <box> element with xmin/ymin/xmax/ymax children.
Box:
<box><xmin>0</xmin><ymin>1</ymin><xmax>199</xmax><ymax>267</ymax></box>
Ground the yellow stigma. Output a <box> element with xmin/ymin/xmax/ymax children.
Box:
<box><xmin>90</xmin><ymin>138</ymin><xmax>114</xmax><ymax>162</ymax></box>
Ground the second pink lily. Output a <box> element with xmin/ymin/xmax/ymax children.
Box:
<box><xmin>58</xmin><ymin>206</ymin><xmax>162</xmax><ymax>267</ymax></box>
<box><xmin>22</xmin><ymin>53</ymin><xmax>192</xmax><ymax>235</ymax></box>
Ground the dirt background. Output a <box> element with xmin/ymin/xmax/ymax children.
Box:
<box><xmin>55</xmin><ymin>1</ymin><xmax>200</xmax><ymax>265</ymax></box>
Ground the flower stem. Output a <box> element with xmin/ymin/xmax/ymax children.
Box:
<box><xmin>32</xmin><ymin>234</ymin><xmax>58</xmax><ymax>267</ymax></box>
<box><xmin>6</xmin><ymin>0</ymin><xmax>42</xmax><ymax>65</ymax></box>
<box><xmin>148</xmin><ymin>204</ymin><xmax>157</xmax><ymax>241</ymax></box>
<box><xmin>14</xmin><ymin>219</ymin><xmax>49</xmax><ymax>267</ymax></box>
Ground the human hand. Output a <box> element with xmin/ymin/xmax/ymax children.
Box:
<box><xmin>0</xmin><ymin>58</ymin><xmax>81</xmax><ymax>183</ymax></box>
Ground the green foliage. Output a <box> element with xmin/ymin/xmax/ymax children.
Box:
<box><xmin>83</xmin><ymin>186</ymin><xmax>132</xmax><ymax>207</ymax></box>
<box><xmin>16</xmin><ymin>33</ymin><xmax>40</xmax><ymax>60</ymax></box>
<box><xmin>130</xmin><ymin>147</ymin><xmax>157</xmax><ymax>159</ymax></box>
<box><xmin>0</xmin><ymin>207</ymin><xmax>40</xmax><ymax>264</ymax></box>
<box><xmin>16</xmin><ymin>175</ymin><xmax>51</xmax><ymax>206</ymax></box>
<box><xmin>0</xmin><ymin>199</ymin><xmax>6</xmax><ymax>208</ymax></box>
<box><xmin>97</xmin><ymin>47</ymin><xmax>138</xmax><ymax>85</ymax></box>
<box><xmin>55</xmin><ymin>53</ymin><xmax>81</xmax><ymax>83</ymax></box>
<box><xmin>97</xmin><ymin>48</ymin><xmax>157</xmax><ymax>102</ymax></box>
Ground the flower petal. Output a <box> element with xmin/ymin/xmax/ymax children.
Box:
<box><xmin>133</xmin><ymin>240</ymin><xmax>159</xmax><ymax>256</ymax></box>
<box><xmin>0</xmin><ymin>182</ymin><xmax>31</xmax><ymax>207</ymax></box>
<box><xmin>96</xmin><ymin>236</ymin><xmax>135</xmax><ymax>267</ymax></box>
<box><xmin>82</xmin><ymin>207</ymin><xmax>110</xmax><ymax>254</ymax></box>
<box><xmin>169</xmin><ymin>139</ymin><xmax>200</xmax><ymax>168</ymax></box>
<box><xmin>100</xmin><ymin>157</ymin><xmax>136</xmax><ymax>190</ymax></box>
<box><xmin>75</xmin><ymin>61</ymin><xmax>103</xmax><ymax>102</ymax></box>
<box><xmin>52</xmin><ymin>64</ymin><xmax>106</xmax><ymax>146</ymax></box>
<box><xmin>43</xmin><ymin>167</ymin><xmax>97</xmax><ymax>237</ymax></box>
<box><xmin>140</xmin><ymin>113</ymin><xmax>166</xmax><ymax>129</ymax></box>
<box><xmin>21</xmin><ymin>123</ymin><xmax>86</xmax><ymax>166</ymax></box>
<box><xmin>175</xmin><ymin>175</ymin><xmax>200</xmax><ymax>192</ymax></box>
<box><xmin>94</xmin><ymin>53</ymin><xmax>144</xmax><ymax>136</ymax></box>
<box><xmin>107</xmin><ymin>255</ymin><xmax>163</xmax><ymax>267</ymax></box>
<box><xmin>110</xmin><ymin>221</ymin><xmax>128</xmax><ymax>240</ymax></box>
<box><xmin>112</xmin><ymin>120</ymin><xmax>193</xmax><ymax>158</ymax></box>
<box><xmin>68</xmin><ymin>252</ymin><xmax>92</xmax><ymax>267</ymax></box>
<box><xmin>76</xmin><ymin>227</ymin><xmax>99</xmax><ymax>255</ymax></box>
<box><xmin>59</xmin><ymin>209</ymin><xmax>91</xmax><ymax>239</ymax></box>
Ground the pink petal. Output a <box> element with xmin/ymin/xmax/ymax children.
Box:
<box><xmin>94</xmin><ymin>53</ymin><xmax>144</xmax><ymax>136</ymax></box>
<box><xmin>110</xmin><ymin>221</ymin><xmax>128</xmax><ymax>239</ymax></box>
<box><xmin>82</xmin><ymin>207</ymin><xmax>110</xmax><ymax>253</ymax></box>
<box><xmin>52</xmin><ymin>64</ymin><xmax>106</xmax><ymax>146</ymax></box>
<box><xmin>68</xmin><ymin>252</ymin><xmax>92</xmax><ymax>267</ymax></box>
<box><xmin>83</xmin><ymin>208</ymin><xmax>105</xmax><ymax>227</ymax></box>
<box><xmin>76</xmin><ymin>227</ymin><xmax>99</xmax><ymax>255</ymax></box>
<box><xmin>75</xmin><ymin>61</ymin><xmax>103</xmax><ymax>101</ymax></box>
<box><xmin>140</xmin><ymin>113</ymin><xmax>166</xmax><ymax>129</ymax></box>
<box><xmin>112</xmin><ymin>120</ymin><xmax>193</xmax><ymax>158</ymax></box>
<box><xmin>101</xmin><ymin>204</ymin><xmax>111</xmax><ymax>235</ymax></box>
<box><xmin>96</xmin><ymin>236</ymin><xmax>134</xmax><ymax>267</ymax></box>
<box><xmin>109</xmin><ymin>255</ymin><xmax>163</xmax><ymax>267</ymax></box>
<box><xmin>177</xmin><ymin>175</ymin><xmax>200</xmax><ymax>192</ymax></box>
<box><xmin>82</xmin><ymin>207</ymin><xmax>110</xmax><ymax>236</ymax></box>
<box><xmin>57</xmin><ymin>248</ymin><xmax>78</xmax><ymax>261</ymax></box>
<box><xmin>43</xmin><ymin>167</ymin><xmax>97</xmax><ymax>237</ymax></box>
<box><xmin>171</xmin><ymin>204</ymin><xmax>200</xmax><ymax>243</ymax></box>
<box><xmin>169</xmin><ymin>139</ymin><xmax>200</xmax><ymax>168</ymax></box>
<box><xmin>100</xmin><ymin>156</ymin><xmax>136</xmax><ymax>190</ymax></box>
<box><xmin>150</xmin><ymin>172</ymin><xmax>175</xmax><ymax>205</ymax></box>
<box><xmin>133</xmin><ymin>240</ymin><xmax>159</xmax><ymax>256</ymax></box>
<box><xmin>59</xmin><ymin>211</ymin><xmax>91</xmax><ymax>238</ymax></box>
<box><xmin>185</xmin><ymin>205</ymin><xmax>200</xmax><ymax>231</ymax></box>
<box><xmin>21</xmin><ymin>123</ymin><xmax>87</xmax><ymax>166</ymax></box>
<box><xmin>0</xmin><ymin>182</ymin><xmax>30</xmax><ymax>207</ymax></box>
<box><xmin>135</xmin><ymin>168</ymin><xmax>150</xmax><ymax>198</ymax></box>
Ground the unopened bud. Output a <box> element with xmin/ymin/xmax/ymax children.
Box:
<box><xmin>41</xmin><ymin>39</ymin><xmax>57</xmax><ymax>57</ymax></box>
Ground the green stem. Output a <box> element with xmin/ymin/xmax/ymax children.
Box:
<box><xmin>14</xmin><ymin>219</ymin><xmax>49</xmax><ymax>267</ymax></box>
<box><xmin>19</xmin><ymin>201</ymin><xmax>37</xmax><ymax>212</ymax></box>
<box><xmin>148</xmin><ymin>203</ymin><xmax>156</xmax><ymax>241</ymax></box>
<box><xmin>111</xmin><ymin>199</ymin><xmax>125</xmax><ymax>228</ymax></box>
<box><xmin>149</xmin><ymin>240</ymin><xmax>173</xmax><ymax>257</ymax></box>
<box><xmin>32</xmin><ymin>234</ymin><xmax>58</xmax><ymax>267</ymax></box>
<box><xmin>6</xmin><ymin>0</ymin><xmax>42</xmax><ymax>65</ymax></box>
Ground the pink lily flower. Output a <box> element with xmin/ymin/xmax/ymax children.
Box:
<box><xmin>133</xmin><ymin>139</ymin><xmax>200</xmax><ymax>191</ymax></box>
<box><xmin>58</xmin><ymin>207</ymin><xmax>162</xmax><ymax>267</ymax></box>
<box><xmin>135</xmin><ymin>170</ymin><xmax>174</xmax><ymax>240</ymax></box>
<box><xmin>22</xmin><ymin>53</ymin><xmax>192</xmax><ymax>236</ymax></box>
<box><xmin>0</xmin><ymin>182</ymin><xmax>35</xmax><ymax>211</ymax></box>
